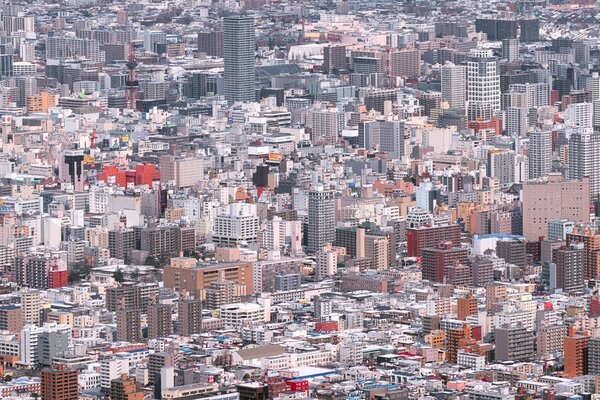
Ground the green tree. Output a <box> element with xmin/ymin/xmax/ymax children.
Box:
<box><xmin>113</xmin><ymin>268</ymin><xmax>125</xmax><ymax>283</ymax></box>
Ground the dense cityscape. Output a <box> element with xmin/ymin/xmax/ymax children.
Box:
<box><xmin>1</xmin><ymin>0</ymin><xmax>600</xmax><ymax>399</ymax></box>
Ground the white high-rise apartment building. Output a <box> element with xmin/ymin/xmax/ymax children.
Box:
<box><xmin>212</xmin><ymin>203</ymin><xmax>259</xmax><ymax>245</ymax></box>
<box><xmin>528</xmin><ymin>130</ymin><xmax>552</xmax><ymax>179</ymax></box>
<box><xmin>565</xmin><ymin>102</ymin><xmax>593</xmax><ymax>128</ymax></box>
<box><xmin>100</xmin><ymin>357</ymin><xmax>130</xmax><ymax>389</ymax></box>
<box><xmin>467</xmin><ymin>49</ymin><xmax>501</xmax><ymax>121</ymax></box>
<box><xmin>441</xmin><ymin>62</ymin><xmax>467</xmax><ymax>110</ymax></box>
<box><xmin>568</xmin><ymin>127</ymin><xmax>600</xmax><ymax>200</ymax></box>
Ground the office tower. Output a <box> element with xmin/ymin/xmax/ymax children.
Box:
<box><xmin>116</xmin><ymin>309</ymin><xmax>141</xmax><ymax>343</ymax></box>
<box><xmin>38</xmin><ymin>330</ymin><xmax>69</xmax><ymax>367</ymax></box>
<box><xmin>550</xmin><ymin>244</ymin><xmax>584</xmax><ymax>292</ymax></box>
<box><xmin>568</xmin><ymin>128</ymin><xmax>600</xmax><ymax>200</ymax></box>
<box><xmin>212</xmin><ymin>203</ymin><xmax>259</xmax><ymax>245</ymax></box>
<box><xmin>522</xmin><ymin>174</ymin><xmax>590</xmax><ymax>241</ymax></box>
<box><xmin>159</xmin><ymin>156</ymin><xmax>204</xmax><ymax>188</ymax></box>
<box><xmin>441</xmin><ymin>62</ymin><xmax>466</xmax><ymax>110</ymax></box>
<box><xmin>421</xmin><ymin>242</ymin><xmax>468</xmax><ymax>283</ymax></box>
<box><xmin>406</xmin><ymin>225</ymin><xmax>461</xmax><ymax>257</ymax></box>
<box><xmin>179</xmin><ymin>299</ymin><xmax>202</xmax><ymax>336</ymax></box>
<box><xmin>198</xmin><ymin>30</ymin><xmax>223</xmax><ymax>58</ymax></box>
<box><xmin>0</xmin><ymin>53</ymin><xmax>12</xmax><ymax>77</ymax></box>
<box><xmin>164</xmin><ymin>258</ymin><xmax>253</xmax><ymax>299</ymax></box>
<box><xmin>457</xmin><ymin>293</ymin><xmax>478</xmax><ymax>321</ymax></box>
<box><xmin>547</xmin><ymin>220</ymin><xmax>575</xmax><ymax>241</ymax></box>
<box><xmin>502</xmin><ymin>38</ymin><xmax>519</xmax><ymax>62</ymax></box>
<box><xmin>110</xmin><ymin>374</ymin><xmax>144</xmax><ymax>400</ymax></box>
<box><xmin>564</xmin><ymin>326</ymin><xmax>589</xmax><ymax>378</ymax></box>
<box><xmin>323</xmin><ymin>45</ymin><xmax>346</xmax><ymax>74</ymax></box>
<box><xmin>307</xmin><ymin>189</ymin><xmax>337</xmax><ymax>254</ymax></box>
<box><xmin>519</xmin><ymin>18</ymin><xmax>540</xmax><ymax>42</ymax></box>
<box><xmin>183</xmin><ymin>72</ymin><xmax>207</xmax><ymax>99</ymax></box>
<box><xmin>311</xmin><ymin>108</ymin><xmax>340</xmax><ymax>145</ymax></box>
<box><xmin>21</xmin><ymin>289</ymin><xmax>41</xmax><ymax>326</ymax></box>
<box><xmin>41</xmin><ymin>365</ymin><xmax>78</xmax><ymax>400</ymax></box>
<box><xmin>506</xmin><ymin>106</ymin><xmax>527</xmax><ymax>137</ymax></box>
<box><xmin>495</xmin><ymin>324</ymin><xmax>534</xmax><ymax>361</ymax></box>
<box><xmin>467</xmin><ymin>49</ymin><xmax>500</xmax><ymax>121</ymax></box>
<box><xmin>361</xmin><ymin>120</ymin><xmax>405</xmax><ymax>158</ymax></box>
<box><xmin>60</xmin><ymin>150</ymin><xmax>85</xmax><ymax>192</ymax></box>
<box><xmin>528</xmin><ymin>130</ymin><xmax>552</xmax><ymax>179</ymax></box>
<box><xmin>496</xmin><ymin>238</ymin><xmax>527</xmax><ymax>267</ymax></box>
<box><xmin>223</xmin><ymin>15</ymin><xmax>255</xmax><ymax>103</ymax></box>
<box><xmin>486</xmin><ymin>149</ymin><xmax>515</xmax><ymax>186</ymax></box>
<box><xmin>148</xmin><ymin>304</ymin><xmax>173</xmax><ymax>339</ymax></box>
<box><xmin>16</xmin><ymin>76</ymin><xmax>36</xmax><ymax>107</ymax></box>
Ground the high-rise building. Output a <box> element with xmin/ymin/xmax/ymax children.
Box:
<box><xmin>21</xmin><ymin>289</ymin><xmax>41</xmax><ymax>326</ymax></box>
<box><xmin>205</xmin><ymin>279</ymin><xmax>242</xmax><ymax>309</ymax></box>
<box><xmin>441</xmin><ymin>62</ymin><xmax>466</xmax><ymax>110</ymax></box>
<box><xmin>566</xmin><ymin>226</ymin><xmax>600</xmax><ymax>279</ymax></box>
<box><xmin>159</xmin><ymin>156</ymin><xmax>204</xmax><ymax>188</ymax></box>
<box><xmin>311</xmin><ymin>108</ymin><xmax>340</xmax><ymax>145</ymax></box>
<box><xmin>223</xmin><ymin>15</ymin><xmax>255</xmax><ymax>103</ymax></box>
<box><xmin>522</xmin><ymin>174</ymin><xmax>590</xmax><ymax>241</ymax></box>
<box><xmin>502</xmin><ymin>38</ymin><xmax>519</xmax><ymax>62</ymax></box>
<box><xmin>41</xmin><ymin>365</ymin><xmax>78</xmax><ymax>400</ymax></box>
<box><xmin>457</xmin><ymin>293</ymin><xmax>478</xmax><ymax>321</ymax></box>
<box><xmin>212</xmin><ymin>203</ymin><xmax>259</xmax><ymax>245</ymax></box>
<box><xmin>421</xmin><ymin>242</ymin><xmax>468</xmax><ymax>283</ymax></box>
<box><xmin>495</xmin><ymin>324</ymin><xmax>534</xmax><ymax>361</ymax></box>
<box><xmin>564</xmin><ymin>326</ymin><xmax>589</xmax><ymax>377</ymax></box>
<box><xmin>588</xmin><ymin>336</ymin><xmax>600</xmax><ymax>375</ymax></box>
<box><xmin>61</xmin><ymin>150</ymin><xmax>85</xmax><ymax>192</ymax></box>
<box><xmin>496</xmin><ymin>238</ymin><xmax>527</xmax><ymax>267</ymax></box>
<box><xmin>116</xmin><ymin>309</ymin><xmax>141</xmax><ymax>343</ymax></box>
<box><xmin>467</xmin><ymin>49</ymin><xmax>501</xmax><ymax>121</ymax></box>
<box><xmin>307</xmin><ymin>189</ymin><xmax>337</xmax><ymax>254</ymax></box>
<box><xmin>486</xmin><ymin>149</ymin><xmax>515</xmax><ymax>187</ymax></box>
<box><xmin>568</xmin><ymin>128</ymin><xmax>600</xmax><ymax>201</ymax></box>
<box><xmin>406</xmin><ymin>224</ymin><xmax>461</xmax><ymax>258</ymax></box>
<box><xmin>506</xmin><ymin>106</ymin><xmax>527</xmax><ymax>137</ymax></box>
<box><xmin>0</xmin><ymin>305</ymin><xmax>23</xmax><ymax>333</ymax></box>
<box><xmin>198</xmin><ymin>30</ymin><xmax>223</xmax><ymax>58</ymax></box>
<box><xmin>148</xmin><ymin>304</ymin><xmax>173</xmax><ymax>339</ymax></box>
<box><xmin>179</xmin><ymin>299</ymin><xmax>202</xmax><ymax>336</ymax></box>
<box><xmin>38</xmin><ymin>330</ymin><xmax>69</xmax><ymax>367</ymax></box>
<box><xmin>323</xmin><ymin>45</ymin><xmax>346</xmax><ymax>74</ymax></box>
<box><xmin>362</xmin><ymin>120</ymin><xmax>405</xmax><ymax>159</ymax></box>
<box><xmin>528</xmin><ymin>130</ymin><xmax>552</xmax><ymax>179</ymax></box>
<box><xmin>549</xmin><ymin>244</ymin><xmax>584</xmax><ymax>292</ymax></box>
<box><xmin>109</xmin><ymin>374</ymin><xmax>144</xmax><ymax>400</ymax></box>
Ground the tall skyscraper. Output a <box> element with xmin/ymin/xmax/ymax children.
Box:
<box><xmin>568</xmin><ymin>128</ymin><xmax>600</xmax><ymax>200</ymax></box>
<box><xmin>467</xmin><ymin>49</ymin><xmax>500</xmax><ymax>121</ymax></box>
<box><xmin>21</xmin><ymin>289</ymin><xmax>41</xmax><ymax>326</ymax></box>
<box><xmin>502</xmin><ymin>38</ymin><xmax>519</xmax><ymax>62</ymax></box>
<box><xmin>116</xmin><ymin>309</ymin><xmax>141</xmax><ymax>343</ymax></box>
<box><xmin>528</xmin><ymin>130</ymin><xmax>552</xmax><ymax>179</ymax></box>
<box><xmin>307</xmin><ymin>189</ymin><xmax>336</xmax><ymax>253</ymax></box>
<box><xmin>441</xmin><ymin>62</ymin><xmax>466</xmax><ymax>110</ymax></box>
<box><xmin>41</xmin><ymin>365</ymin><xmax>79</xmax><ymax>400</ymax></box>
<box><xmin>223</xmin><ymin>15</ymin><xmax>255</xmax><ymax>103</ymax></box>
<box><xmin>148</xmin><ymin>304</ymin><xmax>173</xmax><ymax>339</ymax></box>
